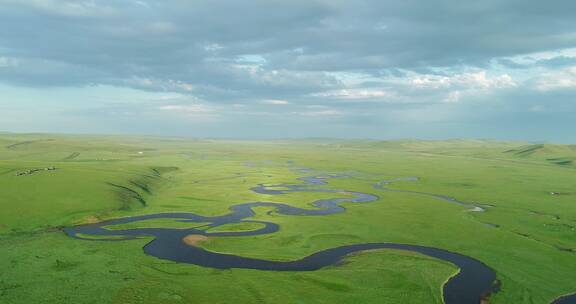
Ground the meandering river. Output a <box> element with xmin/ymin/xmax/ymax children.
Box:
<box><xmin>65</xmin><ymin>174</ymin><xmax>504</xmax><ymax>304</ymax></box>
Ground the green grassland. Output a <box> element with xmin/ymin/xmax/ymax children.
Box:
<box><xmin>1</xmin><ymin>134</ymin><xmax>576</xmax><ymax>303</ymax></box>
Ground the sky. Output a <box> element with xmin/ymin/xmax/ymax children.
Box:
<box><xmin>1</xmin><ymin>0</ymin><xmax>576</xmax><ymax>141</ymax></box>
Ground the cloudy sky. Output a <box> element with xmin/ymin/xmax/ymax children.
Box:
<box><xmin>1</xmin><ymin>0</ymin><xmax>576</xmax><ymax>141</ymax></box>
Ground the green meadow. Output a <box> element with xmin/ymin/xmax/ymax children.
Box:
<box><xmin>1</xmin><ymin>133</ymin><xmax>576</xmax><ymax>303</ymax></box>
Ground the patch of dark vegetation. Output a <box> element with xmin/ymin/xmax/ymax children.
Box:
<box><xmin>146</xmin><ymin>264</ymin><xmax>197</xmax><ymax>276</ymax></box>
<box><xmin>3</xmin><ymin>225</ymin><xmax>63</xmax><ymax>238</ymax></box>
<box><xmin>511</xmin><ymin>231</ymin><xmax>575</xmax><ymax>254</ymax></box>
<box><xmin>130</xmin><ymin>180</ymin><xmax>152</xmax><ymax>195</ymax></box>
<box><xmin>107</xmin><ymin>183</ymin><xmax>147</xmax><ymax>209</ymax></box>
<box><xmin>108</xmin><ymin>167</ymin><xmax>178</xmax><ymax>210</ymax></box>
<box><xmin>514</xmin><ymin>232</ymin><xmax>531</xmax><ymax>238</ymax></box>
<box><xmin>484</xmin><ymin>223</ymin><xmax>500</xmax><ymax>228</ymax></box>
<box><xmin>546</xmin><ymin>156</ymin><xmax>574</xmax><ymax>166</ymax></box>
<box><xmin>274</xmin><ymin>234</ymin><xmax>304</xmax><ymax>246</ymax></box>
<box><xmin>138</xmin><ymin>173</ymin><xmax>161</xmax><ymax>180</ymax></box>
<box><xmin>63</xmin><ymin>152</ymin><xmax>80</xmax><ymax>160</ymax></box>
<box><xmin>14</xmin><ymin>166</ymin><xmax>56</xmax><ymax>176</ymax></box>
<box><xmin>504</xmin><ymin>144</ymin><xmax>544</xmax><ymax>156</ymax></box>
<box><xmin>529</xmin><ymin>210</ymin><xmax>560</xmax><ymax>220</ymax></box>
<box><xmin>445</xmin><ymin>182</ymin><xmax>477</xmax><ymax>188</ymax></box>
<box><xmin>178</xmin><ymin>196</ymin><xmax>217</xmax><ymax>202</ymax></box>
<box><xmin>5</xmin><ymin>139</ymin><xmax>54</xmax><ymax>149</ymax></box>
<box><xmin>192</xmin><ymin>173</ymin><xmax>245</xmax><ymax>184</ymax></box>
<box><xmin>151</xmin><ymin>166</ymin><xmax>179</xmax><ymax>176</ymax></box>
<box><xmin>5</xmin><ymin>141</ymin><xmax>35</xmax><ymax>149</ymax></box>
<box><xmin>0</xmin><ymin>281</ymin><xmax>21</xmax><ymax>297</ymax></box>
<box><xmin>504</xmin><ymin>145</ymin><xmax>576</xmax><ymax>166</ymax></box>
<box><xmin>295</xmin><ymin>275</ymin><xmax>352</xmax><ymax>292</ymax></box>
<box><xmin>555</xmin><ymin>246</ymin><xmax>576</xmax><ymax>253</ymax></box>
<box><xmin>551</xmin><ymin>160</ymin><xmax>573</xmax><ymax>166</ymax></box>
<box><xmin>549</xmin><ymin>191</ymin><xmax>570</xmax><ymax>196</ymax></box>
<box><xmin>52</xmin><ymin>259</ymin><xmax>80</xmax><ymax>271</ymax></box>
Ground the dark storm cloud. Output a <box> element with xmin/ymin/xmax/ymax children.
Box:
<box><xmin>1</xmin><ymin>0</ymin><xmax>575</xmax><ymax>90</ymax></box>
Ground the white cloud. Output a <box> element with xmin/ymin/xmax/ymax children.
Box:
<box><xmin>157</xmin><ymin>103</ymin><xmax>219</xmax><ymax>122</ymax></box>
<box><xmin>125</xmin><ymin>77</ymin><xmax>195</xmax><ymax>92</ymax></box>
<box><xmin>204</xmin><ymin>43</ymin><xmax>224</xmax><ymax>53</ymax></box>
<box><xmin>443</xmin><ymin>91</ymin><xmax>462</xmax><ymax>103</ymax></box>
<box><xmin>411</xmin><ymin>71</ymin><xmax>517</xmax><ymax>90</ymax></box>
<box><xmin>298</xmin><ymin>109</ymin><xmax>343</xmax><ymax>117</ymax></box>
<box><xmin>534</xmin><ymin>66</ymin><xmax>576</xmax><ymax>91</ymax></box>
<box><xmin>501</xmin><ymin>48</ymin><xmax>576</xmax><ymax>65</ymax></box>
<box><xmin>159</xmin><ymin>104</ymin><xmax>213</xmax><ymax>114</ymax></box>
<box><xmin>227</xmin><ymin>64</ymin><xmax>339</xmax><ymax>90</ymax></box>
<box><xmin>312</xmin><ymin>88</ymin><xmax>395</xmax><ymax>100</ymax></box>
<box><xmin>173</xmin><ymin>81</ymin><xmax>194</xmax><ymax>91</ymax></box>
<box><xmin>158</xmin><ymin>95</ymin><xmax>181</xmax><ymax>101</ymax></box>
<box><xmin>305</xmin><ymin>105</ymin><xmax>329</xmax><ymax>109</ymax></box>
<box><xmin>237</xmin><ymin>54</ymin><xmax>267</xmax><ymax>65</ymax></box>
<box><xmin>260</xmin><ymin>99</ymin><xmax>290</xmax><ymax>105</ymax></box>
<box><xmin>0</xmin><ymin>57</ymin><xmax>19</xmax><ymax>68</ymax></box>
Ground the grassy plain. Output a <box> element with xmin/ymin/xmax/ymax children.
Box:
<box><xmin>1</xmin><ymin>134</ymin><xmax>576</xmax><ymax>303</ymax></box>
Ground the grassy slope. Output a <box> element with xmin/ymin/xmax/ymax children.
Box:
<box><xmin>1</xmin><ymin>135</ymin><xmax>576</xmax><ymax>303</ymax></box>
